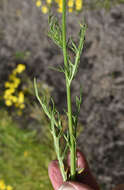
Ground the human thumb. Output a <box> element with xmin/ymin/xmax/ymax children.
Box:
<box><xmin>58</xmin><ymin>182</ymin><xmax>94</xmax><ymax>190</ymax></box>
<box><xmin>58</xmin><ymin>183</ymin><xmax>76</xmax><ymax>190</ymax></box>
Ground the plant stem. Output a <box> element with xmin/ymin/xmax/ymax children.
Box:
<box><xmin>62</xmin><ymin>0</ymin><xmax>76</xmax><ymax>180</ymax></box>
<box><xmin>52</xmin><ymin>117</ymin><xmax>67</xmax><ymax>181</ymax></box>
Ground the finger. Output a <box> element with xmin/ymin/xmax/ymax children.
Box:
<box><xmin>58</xmin><ymin>181</ymin><xmax>94</xmax><ymax>190</ymax></box>
<box><xmin>77</xmin><ymin>150</ymin><xmax>90</xmax><ymax>170</ymax></box>
<box><xmin>48</xmin><ymin>160</ymin><xmax>63</xmax><ymax>190</ymax></box>
<box><xmin>67</xmin><ymin>150</ymin><xmax>100</xmax><ymax>190</ymax></box>
<box><xmin>67</xmin><ymin>150</ymin><xmax>89</xmax><ymax>171</ymax></box>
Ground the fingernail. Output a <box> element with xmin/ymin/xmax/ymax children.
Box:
<box><xmin>58</xmin><ymin>183</ymin><xmax>76</xmax><ymax>190</ymax></box>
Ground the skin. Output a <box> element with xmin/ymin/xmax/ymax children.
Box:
<box><xmin>48</xmin><ymin>150</ymin><xmax>100</xmax><ymax>190</ymax></box>
<box><xmin>48</xmin><ymin>150</ymin><xmax>124</xmax><ymax>190</ymax></box>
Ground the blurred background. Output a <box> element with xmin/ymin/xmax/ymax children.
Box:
<box><xmin>0</xmin><ymin>0</ymin><xmax>124</xmax><ymax>190</ymax></box>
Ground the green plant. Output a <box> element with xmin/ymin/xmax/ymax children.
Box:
<box><xmin>35</xmin><ymin>0</ymin><xmax>124</xmax><ymax>14</ymax></box>
<box><xmin>3</xmin><ymin>64</ymin><xmax>26</xmax><ymax>110</ymax></box>
<box><xmin>0</xmin><ymin>109</ymin><xmax>54</xmax><ymax>190</ymax></box>
<box><xmin>34</xmin><ymin>0</ymin><xmax>86</xmax><ymax>181</ymax></box>
<box><xmin>35</xmin><ymin>0</ymin><xmax>83</xmax><ymax>14</ymax></box>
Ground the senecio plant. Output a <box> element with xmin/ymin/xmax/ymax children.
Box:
<box><xmin>34</xmin><ymin>0</ymin><xmax>86</xmax><ymax>181</ymax></box>
<box><xmin>36</xmin><ymin>0</ymin><xmax>83</xmax><ymax>14</ymax></box>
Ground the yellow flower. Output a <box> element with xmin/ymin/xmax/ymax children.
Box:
<box><xmin>9</xmin><ymin>74</ymin><xmax>16</xmax><ymax>81</ymax></box>
<box><xmin>19</xmin><ymin>104</ymin><xmax>25</xmax><ymax>109</ymax></box>
<box><xmin>9</xmin><ymin>75</ymin><xmax>20</xmax><ymax>87</ymax></box>
<box><xmin>68</xmin><ymin>8</ymin><xmax>73</xmax><ymax>12</ymax></box>
<box><xmin>0</xmin><ymin>180</ymin><xmax>6</xmax><ymax>190</ymax></box>
<box><xmin>24</xmin><ymin>151</ymin><xmax>28</xmax><ymax>157</ymax></box>
<box><xmin>0</xmin><ymin>180</ymin><xmax>4</xmax><ymax>186</ymax></box>
<box><xmin>6</xmin><ymin>185</ymin><xmax>13</xmax><ymax>190</ymax></box>
<box><xmin>41</xmin><ymin>5</ymin><xmax>48</xmax><ymax>14</ymax></box>
<box><xmin>68</xmin><ymin>0</ymin><xmax>74</xmax><ymax>7</ymax></box>
<box><xmin>57</xmin><ymin>0</ymin><xmax>62</xmax><ymax>8</ymax></box>
<box><xmin>46</xmin><ymin>0</ymin><xmax>52</xmax><ymax>4</ymax></box>
<box><xmin>15</xmin><ymin>102</ymin><xmax>19</xmax><ymax>108</ymax></box>
<box><xmin>10</xmin><ymin>95</ymin><xmax>18</xmax><ymax>103</ymax></box>
<box><xmin>75</xmin><ymin>0</ymin><xmax>82</xmax><ymax>11</ymax></box>
<box><xmin>35</xmin><ymin>0</ymin><xmax>83</xmax><ymax>13</ymax></box>
<box><xmin>5</xmin><ymin>81</ymin><xmax>18</xmax><ymax>89</ymax></box>
<box><xmin>5</xmin><ymin>82</ymin><xmax>11</xmax><ymax>88</ymax></box>
<box><xmin>16</xmin><ymin>64</ymin><xmax>26</xmax><ymax>73</ymax></box>
<box><xmin>13</xmin><ymin>78</ymin><xmax>21</xmax><ymax>87</ymax></box>
<box><xmin>18</xmin><ymin>91</ymin><xmax>24</xmax><ymax>104</ymax></box>
<box><xmin>56</xmin><ymin>0</ymin><xmax>63</xmax><ymax>12</ymax></box>
<box><xmin>4</xmin><ymin>89</ymin><xmax>15</xmax><ymax>97</ymax></box>
<box><xmin>5</xmin><ymin>100</ymin><xmax>13</xmax><ymax>106</ymax></box>
<box><xmin>57</xmin><ymin>8</ymin><xmax>62</xmax><ymax>13</ymax></box>
<box><xmin>36</xmin><ymin>0</ymin><xmax>42</xmax><ymax>7</ymax></box>
<box><xmin>9</xmin><ymin>84</ymin><xmax>15</xmax><ymax>89</ymax></box>
<box><xmin>12</xmin><ymin>68</ymin><xmax>18</xmax><ymax>75</ymax></box>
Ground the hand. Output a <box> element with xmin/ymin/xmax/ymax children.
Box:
<box><xmin>48</xmin><ymin>150</ymin><xmax>100</xmax><ymax>190</ymax></box>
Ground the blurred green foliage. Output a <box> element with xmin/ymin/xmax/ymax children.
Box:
<box><xmin>0</xmin><ymin>109</ymin><xmax>54</xmax><ymax>190</ymax></box>
<box><xmin>0</xmin><ymin>55</ymin><xmax>83</xmax><ymax>189</ymax></box>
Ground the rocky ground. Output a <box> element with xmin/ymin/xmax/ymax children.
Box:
<box><xmin>0</xmin><ymin>0</ymin><xmax>124</xmax><ymax>189</ymax></box>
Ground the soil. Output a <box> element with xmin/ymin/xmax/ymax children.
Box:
<box><xmin>0</xmin><ymin>0</ymin><xmax>124</xmax><ymax>189</ymax></box>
